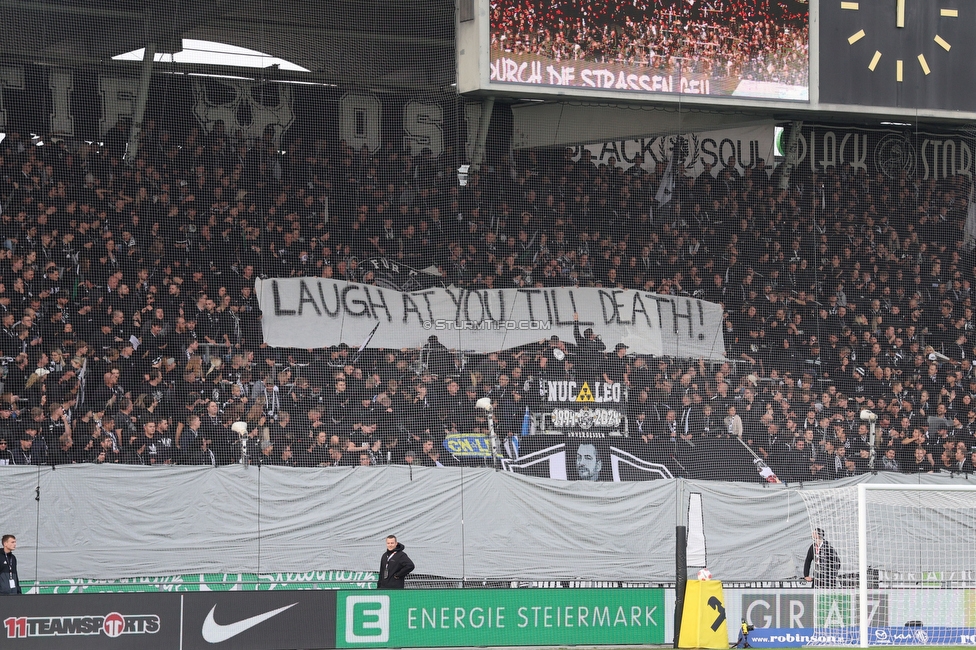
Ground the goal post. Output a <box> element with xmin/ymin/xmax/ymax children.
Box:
<box><xmin>800</xmin><ymin>482</ymin><xmax>976</xmax><ymax>647</ymax></box>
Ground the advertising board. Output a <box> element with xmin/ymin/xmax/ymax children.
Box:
<box><xmin>1</xmin><ymin>591</ymin><xmax>337</xmax><ymax>650</ymax></box>
<box><xmin>336</xmin><ymin>588</ymin><xmax>665</xmax><ymax>648</ymax></box>
<box><xmin>724</xmin><ymin>588</ymin><xmax>976</xmax><ymax>647</ymax></box>
<box><xmin>1</xmin><ymin>593</ymin><xmax>178</xmax><ymax>650</ymax></box>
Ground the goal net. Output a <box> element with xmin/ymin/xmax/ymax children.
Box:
<box><xmin>799</xmin><ymin>484</ymin><xmax>976</xmax><ymax>647</ymax></box>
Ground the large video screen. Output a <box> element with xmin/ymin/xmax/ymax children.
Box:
<box><xmin>488</xmin><ymin>0</ymin><xmax>809</xmax><ymax>101</ymax></box>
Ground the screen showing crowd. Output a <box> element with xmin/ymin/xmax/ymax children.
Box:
<box><xmin>489</xmin><ymin>0</ymin><xmax>810</xmax><ymax>100</ymax></box>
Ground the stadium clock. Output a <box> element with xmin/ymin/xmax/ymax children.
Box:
<box><xmin>840</xmin><ymin>0</ymin><xmax>957</xmax><ymax>82</ymax></box>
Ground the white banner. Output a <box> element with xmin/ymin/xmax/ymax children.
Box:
<box><xmin>572</xmin><ymin>124</ymin><xmax>776</xmax><ymax>177</ymax></box>
<box><xmin>255</xmin><ymin>278</ymin><xmax>727</xmax><ymax>359</ymax></box>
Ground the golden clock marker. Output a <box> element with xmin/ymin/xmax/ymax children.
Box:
<box><xmin>845</xmin><ymin>1</ymin><xmax>957</xmax><ymax>81</ymax></box>
<box><xmin>918</xmin><ymin>54</ymin><xmax>931</xmax><ymax>74</ymax></box>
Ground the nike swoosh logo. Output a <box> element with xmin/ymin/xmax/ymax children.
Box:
<box><xmin>201</xmin><ymin>602</ymin><xmax>298</xmax><ymax>643</ymax></box>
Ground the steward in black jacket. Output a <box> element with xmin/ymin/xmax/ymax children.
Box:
<box><xmin>378</xmin><ymin>537</ymin><xmax>415</xmax><ymax>589</ymax></box>
<box><xmin>803</xmin><ymin>527</ymin><xmax>840</xmax><ymax>587</ymax></box>
<box><xmin>0</xmin><ymin>535</ymin><xmax>22</xmax><ymax>595</ymax></box>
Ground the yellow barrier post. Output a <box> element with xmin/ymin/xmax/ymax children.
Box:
<box><xmin>678</xmin><ymin>580</ymin><xmax>729</xmax><ymax>649</ymax></box>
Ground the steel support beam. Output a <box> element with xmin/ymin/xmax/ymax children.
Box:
<box><xmin>469</xmin><ymin>97</ymin><xmax>494</xmax><ymax>171</ymax></box>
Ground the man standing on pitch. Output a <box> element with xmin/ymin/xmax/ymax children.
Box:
<box><xmin>378</xmin><ymin>535</ymin><xmax>415</xmax><ymax>589</ymax></box>
<box><xmin>804</xmin><ymin>527</ymin><xmax>840</xmax><ymax>587</ymax></box>
<box><xmin>0</xmin><ymin>534</ymin><xmax>22</xmax><ymax>595</ymax></box>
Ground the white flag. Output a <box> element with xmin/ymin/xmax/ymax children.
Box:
<box><xmin>964</xmin><ymin>184</ymin><xmax>976</xmax><ymax>251</ymax></box>
<box><xmin>655</xmin><ymin>140</ymin><xmax>676</xmax><ymax>206</ymax></box>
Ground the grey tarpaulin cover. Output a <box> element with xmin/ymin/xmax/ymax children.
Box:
<box><xmin>0</xmin><ymin>465</ymin><xmax>965</xmax><ymax>581</ymax></box>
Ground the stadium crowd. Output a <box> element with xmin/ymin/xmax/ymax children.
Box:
<box><xmin>0</xmin><ymin>117</ymin><xmax>974</xmax><ymax>483</ymax></box>
<box><xmin>490</xmin><ymin>0</ymin><xmax>809</xmax><ymax>87</ymax></box>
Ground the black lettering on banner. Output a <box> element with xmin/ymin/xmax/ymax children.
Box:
<box><xmin>445</xmin><ymin>288</ymin><xmax>464</xmax><ymax>324</ymax></box>
<box><xmin>542</xmin><ymin>290</ymin><xmax>554</xmax><ymax>324</ymax></box>
<box><xmin>645</xmin><ymin>138</ymin><xmax>663</xmax><ymax>164</ymax></box>
<box><xmin>647</xmin><ymin>294</ymin><xmax>667</xmax><ymax>328</ymax></box>
<box><xmin>701</xmin><ymin>138</ymin><xmax>719</xmax><ymax>167</ymax></box>
<box><xmin>518</xmin><ymin>289</ymin><xmax>542</xmax><ymax>321</ymax></box>
<box><xmin>550</xmin><ymin>289</ymin><xmax>575</xmax><ymax>326</ymax></box>
<box><xmin>599</xmin><ymin>141</ymin><xmax>620</xmax><ymax>161</ymax></box>
<box><xmin>298</xmin><ymin>280</ymin><xmax>321</xmax><ymax>316</ymax></box>
<box><xmin>363</xmin><ymin>286</ymin><xmax>392</xmax><ymax>322</ymax></box>
<box><xmin>672</xmin><ymin>299</ymin><xmax>694</xmax><ymax>336</ymax></box>
<box><xmin>737</xmin><ymin>139</ymin><xmax>756</xmax><ymax>168</ymax></box>
<box><xmin>318</xmin><ymin>282</ymin><xmax>341</xmax><ymax>317</ymax></box>
<box><xmin>614</xmin><ymin>140</ymin><xmax>628</xmax><ymax>163</ymax></box>
<box><xmin>464</xmin><ymin>289</ymin><xmax>485</xmax><ymax>324</ymax></box>
<box><xmin>707</xmin><ymin>595</ymin><xmax>727</xmax><ymax>631</ymax></box>
<box><xmin>418</xmin><ymin>290</ymin><xmax>437</xmax><ymax>322</ymax></box>
<box><xmin>341</xmin><ymin>285</ymin><xmax>372</xmax><ymax>318</ymax></box>
<box><xmin>402</xmin><ymin>293</ymin><xmax>424</xmax><ymax>324</ymax></box>
<box><xmin>597</xmin><ymin>290</ymin><xmax>616</xmax><ymax>324</ymax></box>
<box><xmin>640</xmin><ymin>136</ymin><xmax>657</xmax><ymax>159</ymax></box>
<box><xmin>718</xmin><ymin>139</ymin><xmax>736</xmax><ymax>167</ymax></box>
<box><xmin>619</xmin><ymin>139</ymin><xmax>639</xmax><ymax>164</ymax></box>
<box><xmin>611</xmin><ymin>290</ymin><xmax>630</xmax><ymax>325</ymax></box>
<box><xmin>631</xmin><ymin>293</ymin><xmax>652</xmax><ymax>327</ymax></box>
<box><xmin>272</xmin><ymin>280</ymin><xmax>296</xmax><ymax>316</ymax></box>
<box><xmin>567</xmin><ymin>290</ymin><xmax>594</xmax><ymax>326</ymax></box>
<box><xmin>482</xmin><ymin>290</ymin><xmax>506</xmax><ymax>322</ymax></box>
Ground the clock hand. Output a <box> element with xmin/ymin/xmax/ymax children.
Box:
<box><xmin>896</xmin><ymin>0</ymin><xmax>905</xmax><ymax>27</ymax></box>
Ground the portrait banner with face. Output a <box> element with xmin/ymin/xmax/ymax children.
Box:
<box><xmin>504</xmin><ymin>434</ymin><xmax>769</xmax><ymax>482</ymax></box>
<box><xmin>503</xmin><ymin>437</ymin><xmax>674</xmax><ymax>482</ymax></box>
